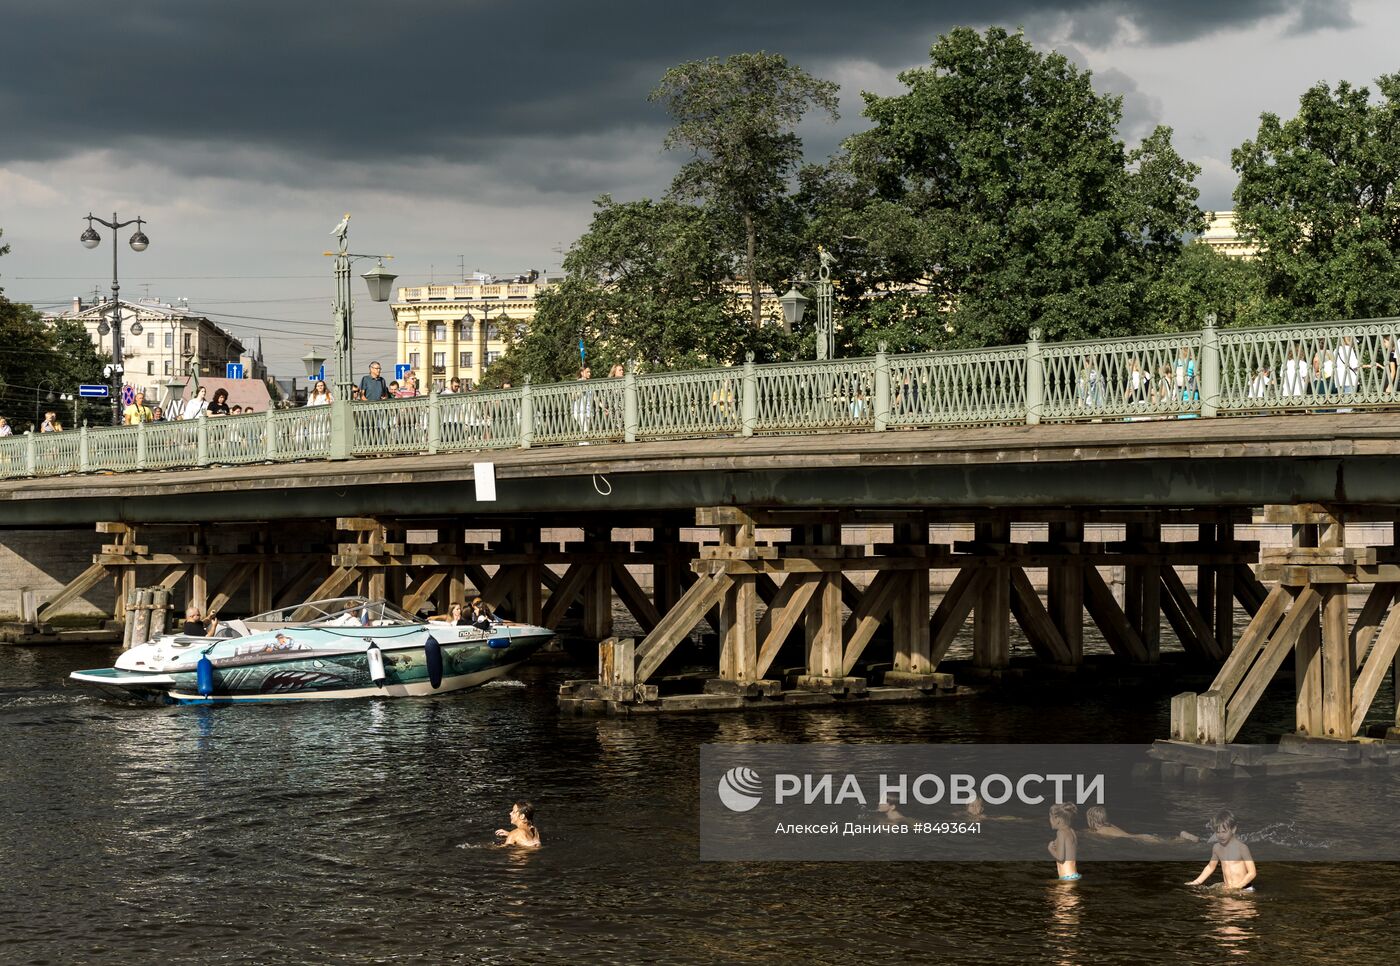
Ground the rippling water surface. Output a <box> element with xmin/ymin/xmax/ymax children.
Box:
<box><xmin>2</xmin><ymin>639</ymin><xmax>1398</xmax><ymax>965</ymax></box>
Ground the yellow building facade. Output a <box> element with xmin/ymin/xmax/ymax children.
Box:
<box><xmin>391</xmin><ymin>276</ymin><xmax>553</xmax><ymax>389</ymax></box>
<box><xmin>1197</xmin><ymin>210</ymin><xmax>1260</xmax><ymax>259</ymax></box>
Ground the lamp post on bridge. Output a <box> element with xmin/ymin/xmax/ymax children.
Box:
<box><xmin>325</xmin><ymin>214</ymin><xmax>396</xmax><ymax>402</ymax></box>
<box><xmin>81</xmin><ymin>212</ymin><xmax>149</xmax><ymax>423</ymax></box>
<box><xmin>779</xmin><ymin>246</ymin><xmax>837</xmax><ymax>361</ymax></box>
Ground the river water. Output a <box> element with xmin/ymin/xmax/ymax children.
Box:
<box><xmin>2</xmin><ymin>633</ymin><xmax>1398</xmax><ymax>965</ymax></box>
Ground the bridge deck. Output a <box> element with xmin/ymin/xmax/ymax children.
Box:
<box><xmin>2</xmin><ymin>414</ymin><xmax>1398</xmax><ymax>526</ymax></box>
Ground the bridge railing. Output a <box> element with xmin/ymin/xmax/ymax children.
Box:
<box><xmin>3</xmin><ymin>315</ymin><xmax>1398</xmax><ymax>479</ymax></box>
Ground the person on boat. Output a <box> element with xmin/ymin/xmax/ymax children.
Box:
<box><xmin>496</xmin><ymin>801</ymin><xmax>540</xmax><ymax>848</ymax></box>
<box><xmin>438</xmin><ymin>602</ymin><xmax>469</xmax><ymax>626</ymax></box>
<box><xmin>181</xmin><ymin>605</ymin><xmax>217</xmax><ymax>637</ymax></box>
<box><xmin>470</xmin><ymin>597</ymin><xmax>495</xmax><ymax>630</ymax></box>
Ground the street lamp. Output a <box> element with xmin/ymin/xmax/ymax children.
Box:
<box><xmin>778</xmin><ymin>285</ymin><xmax>809</xmax><ymax>333</ymax></box>
<box><xmin>82</xmin><ymin>211</ymin><xmax>150</xmax><ymax>423</ymax></box>
<box><xmin>302</xmin><ymin>347</ymin><xmax>326</xmax><ymax>379</ymax></box>
<box><xmin>324</xmin><ymin>214</ymin><xmax>396</xmax><ymax>401</ymax></box>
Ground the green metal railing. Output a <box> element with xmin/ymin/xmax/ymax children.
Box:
<box><xmin>3</xmin><ymin>315</ymin><xmax>1397</xmax><ymax>480</ymax></box>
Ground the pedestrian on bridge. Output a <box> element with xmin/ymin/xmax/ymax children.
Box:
<box><xmin>359</xmin><ymin>362</ymin><xmax>389</xmax><ymax>402</ymax></box>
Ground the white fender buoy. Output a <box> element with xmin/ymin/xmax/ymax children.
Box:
<box><xmin>366</xmin><ymin>641</ymin><xmax>387</xmax><ymax>687</ymax></box>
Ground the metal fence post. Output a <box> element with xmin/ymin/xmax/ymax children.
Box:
<box><xmin>265</xmin><ymin>409</ymin><xmax>276</xmax><ymax>460</ymax></box>
<box><xmin>428</xmin><ymin>390</ymin><xmax>441</xmax><ymax>455</ymax></box>
<box><xmin>79</xmin><ymin>425</ymin><xmax>90</xmax><ymax>472</ymax></box>
<box><xmin>874</xmin><ymin>342</ymin><xmax>891</xmax><ymax>431</ymax></box>
<box><xmin>197</xmin><ymin>412</ymin><xmax>210</xmax><ymax>466</ymax></box>
<box><xmin>137</xmin><ymin>420</ymin><xmax>147</xmax><ymax>468</ymax></box>
<box><xmin>520</xmin><ymin>377</ymin><xmax>534</xmax><ymax>449</ymax></box>
<box><xmin>741</xmin><ymin>353</ymin><xmax>757</xmax><ymax>437</ymax></box>
<box><xmin>623</xmin><ymin>364</ymin><xmax>639</xmax><ymax>443</ymax></box>
<box><xmin>329</xmin><ymin>398</ymin><xmax>352</xmax><ymax>460</ymax></box>
<box><xmin>1025</xmin><ymin>327</ymin><xmax>1044</xmax><ymax>426</ymax></box>
<box><xmin>25</xmin><ymin>432</ymin><xmax>36</xmax><ymax>476</ymax></box>
<box><xmin>1200</xmin><ymin>311</ymin><xmax>1220</xmax><ymax>418</ymax></box>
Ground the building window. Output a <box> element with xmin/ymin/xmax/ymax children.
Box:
<box><xmin>164</xmin><ymin>360</ymin><xmax>172</xmax><ymax>375</ymax></box>
<box><xmin>408</xmin><ymin>352</ymin><xmax>421</xmax><ymax>370</ymax></box>
<box><xmin>146</xmin><ymin>331</ymin><xmax>155</xmax><ymax>347</ymax></box>
<box><xmin>432</xmin><ymin>323</ymin><xmax>446</xmax><ymax>341</ymax></box>
<box><xmin>164</xmin><ymin>331</ymin><xmax>173</xmax><ymax>348</ymax></box>
<box><xmin>486</xmin><ymin>323</ymin><xmax>500</xmax><ymax>341</ymax></box>
<box><xmin>458</xmin><ymin>351</ymin><xmax>473</xmax><ymax>368</ymax></box>
<box><xmin>457</xmin><ymin>320</ymin><xmax>471</xmax><ymax>339</ymax></box>
<box><xmin>486</xmin><ymin>350</ymin><xmax>502</xmax><ymax>364</ymax></box>
<box><xmin>432</xmin><ymin>351</ymin><xmax>446</xmax><ymax>374</ymax></box>
<box><xmin>183</xmin><ymin>332</ymin><xmax>192</xmax><ymax>353</ymax></box>
<box><xmin>407</xmin><ymin>325</ymin><xmax>420</xmax><ymax>343</ymax></box>
<box><xmin>146</xmin><ymin>361</ymin><xmax>154</xmax><ymax>375</ymax></box>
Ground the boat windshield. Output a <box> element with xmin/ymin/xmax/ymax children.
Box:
<box><xmin>243</xmin><ymin>597</ymin><xmax>418</xmax><ymax>627</ymax></box>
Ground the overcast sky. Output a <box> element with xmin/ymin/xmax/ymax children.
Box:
<box><xmin>1</xmin><ymin>0</ymin><xmax>1395</xmax><ymax>377</ymax></box>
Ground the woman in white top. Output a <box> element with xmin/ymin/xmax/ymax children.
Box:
<box><xmin>306</xmin><ymin>380</ymin><xmax>332</xmax><ymax>406</ymax></box>
<box><xmin>182</xmin><ymin>386</ymin><xmax>209</xmax><ymax>420</ymax></box>
<box><xmin>1283</xmin><ymin>344</ymin><xmax>1307</xmax><ymax>397</ymax></box>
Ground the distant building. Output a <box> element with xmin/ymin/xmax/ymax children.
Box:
<box><xmin>1197</xmin><ymin>211</ymin><xmax>1260</xmax><ymax>260</ymax></box>
<box><xmin>391</xmin><ymin>272</ymin><xmax>553</xmax><ymax>389</ymax></box>
<box><xmin>47</xmin><ymin>297</ymin><xmax>254</xmax><ymax>401</ymax></box>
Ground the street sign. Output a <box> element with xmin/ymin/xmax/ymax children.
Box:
<box><xmin>314</xmin><ymin>365</ymin><xmax>326</xmax><ymax>383</ymax></box>
<box><xmin>395</xmin><ymin>363</ymin><xmax>411</xmax><ymax>381</ymax></box>
<box><xmin>121</xmin><ymin>385</ymin><xmax>136</xmax><ymax>407</ymax></box>
<box><xmin>78</xmin><ymin>385</ymin><xmax>110</xmax><ymax>399</ymax></box>
<box><xmin>226</xmin><ymin>363</ymin><xmax>245</xmax><ymax>379</ymax></box>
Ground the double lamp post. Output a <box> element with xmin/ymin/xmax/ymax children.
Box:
<box><xmin>80</xmin><ymin>212</ymin><xmax>149</xmax><ymax>424</ymax></box>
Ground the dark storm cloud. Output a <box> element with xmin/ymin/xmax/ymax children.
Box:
<box><xmin>0</xmin><ymin>0</ymin><xmax>1350</xmax><ymax>184</ymax></box>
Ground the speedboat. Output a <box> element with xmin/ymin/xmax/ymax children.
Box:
<box><xmin>69</xmin><ymin>597</ymin><xmax>554</xmax><ymax>704</ymax></box>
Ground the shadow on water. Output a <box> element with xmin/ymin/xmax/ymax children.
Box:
<box><xmin>2</xmin><ymin>619</ymin><xmax>1398</xmax><ymax>964</ymax></box>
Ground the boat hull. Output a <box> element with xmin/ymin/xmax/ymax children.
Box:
<box><xmin>71</xmin><ymin>633</ymin><xmax>551</xmax><ymax>704</ymax></box>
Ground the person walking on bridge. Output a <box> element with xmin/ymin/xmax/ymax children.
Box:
<box><xmin>359</xmin><ymin>362</ymin><xmax>389</xmax><ymax>402</ymax></box>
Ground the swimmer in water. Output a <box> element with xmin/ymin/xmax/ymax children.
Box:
<box><xmin>876</xmin><ymin>797</ymin><xmax>907</xmax><ymax>824</ymax></box>
<box><xmin>496</xmin><ymin>801</ymin><xmax>541</xmax><ymax>849</ymax></box>
<box><xmin>1048</xmin><ymin>802</ymin><xmax>1079</xmax><ymax>880</ymax></box>
<box><xmin>1186</xmin><ymin>809</ymin><xmax>1256</xmax><ymax>891</ymax></box>
<box><xmin>1084</xmin><ymin>805</ymin><xmax>1164</xmax><ymax>843</ymax></box>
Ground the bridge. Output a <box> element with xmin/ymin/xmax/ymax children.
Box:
<box><xmin>3</xmin><ymin>315</ymin><xmax>1399</xmax><ymax>758</ymax></box>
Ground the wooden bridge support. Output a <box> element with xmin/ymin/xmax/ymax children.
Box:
<box><xmin>1171</xmin><ymin>505</ymin><xmax>1400</xmax><ymax>744</ymax></box>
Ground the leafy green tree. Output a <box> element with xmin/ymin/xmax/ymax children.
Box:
<box><xmin>652</xmin><ymin>52</ymin><xmax>839</xmax><ymax>329</ymax></box>
<box><xmin>1144</xmin><ymin>242</ymin><xmax>1281</xmax><ymax>332</ymax></box>
<box><xmin>841</xmin><ymin>27</ymin><xmax>1202</xmax><ymax>347</ymax></box>
<box><xmin>487</xmin><ymin>197</ymin><xmax>781</xmax><ymax>386</ymax></box>
<box><xmin>0</xmin><ymin>227</ymin><xmax>110</xmax><ymax>429</ymax></box>
<box><xmin>1233</xmin><ymin>76</ymin><xmax>1400</xmax><ymax>322</ymax></box>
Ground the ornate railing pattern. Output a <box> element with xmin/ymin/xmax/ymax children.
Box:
<box><xmin>4</xmin><ymin>316</ymin><xmax>1399</xmax><ymax>480</ymax></box>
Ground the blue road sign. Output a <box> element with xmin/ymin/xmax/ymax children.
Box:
<box><xmin>121</xmin><ymin>385</ymin><xmax>136</xmax><ymax>407</ymax></box>
<box><xmin>226</xmin><ymin>363</ymin><xmax>245</xmax><ymax>379</ymax></box>
<box><xmin>315</xmin><ymin>365</ymin><xmax>326</xmax><ymax>383</ymax></box>
<box><xmin>78</xmin><ymin>384</ymin><xmax>110</xmax><ymax>398</ymax></box>
<box><xmin>395</xmin><ymin>363</ymin><xmax>411</xmax><ymax>381</ymax></box>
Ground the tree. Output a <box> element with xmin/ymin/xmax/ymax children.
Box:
<box><xmin>652</xmin><ymin>52</ymin><xmax>839</xmax><ymax>329</ymax></box>
<box><xmin>1233</xmin><ymin>76</ymin><xmax>1400</xmax><ymax>322</ymax></box>
<box><xmin>487</xmin><ymin>197</ymin><xmax>775</xmax><ymax>386</ymax></box>
<box><xmin>0</xmin><ymin>227</ymin><xmax>110</xmax><ymax>429</ymax></box>
<box><xmin>1144</xmin><ymin>242</ymin><xmax>1281</xmax><ymax>332</ymax></box>
<box><xmin>842</xmin><ymin>27</ymin><xmax>1202</xmax><ymax>347</ymax></box>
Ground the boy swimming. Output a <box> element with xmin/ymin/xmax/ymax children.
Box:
<box><xmin>1047</xmin><ymin>802</ymin><xmax>1079</xmax><ymax>880</ymax></box>
<box><xmin>496</xmin><ymin>801</ymin><xmax>541</xmax><ymax>849</ymax></box>
<box><xmin>1186</xmin><ymin>809</ymin><xmax>1256</xmax><ymax>891</ymax></box>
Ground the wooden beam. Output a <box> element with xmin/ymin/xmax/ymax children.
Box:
<box><xmin>1227</xmin><ymin>587</ymin><xmax>1321</xmax><ymax>741</ymax></box>
<box><xmin>273</xmin><ymin>558</ymin><xmax>328</xmax><ymax>609</ymax></box>
<box><xmin>304</xmin><ymin>566</ymin><xmax>362</xmax><ymax>603</ymax></box>
<box><xmin>755</xmin><ymin>575</ymin><xmax>819</xmax><ymax>680</ymax></box>
<box><xmin>1351</xmin><ymin>603</ymin><xmax>1400</xmax><ymax>737</ymax></box>
<box><xmin>1320</xmin><ymin>586</ymin><xmax>1353</xmax><ymax>738</ymax></box>
<box><xmin>1233</xmin><ymin>563</ymin><xmax>1268</xmax><ymax>616</ymax></box>
<box><xmin>930</xmin><ymin>568</ymin><xmax>988</xmax><ymax>666</ymax></box>
<box><xmin>1159</xmin><ymin>565</ymin><xmax>1222</xmax><ymax>661</ymax></box>
<box><xmin>1047</xmin><ymin>521</ymin><xmax>1084</xmax><ymax>663</ymax></box>
<box><xmin>636</xmin><ymin>573</ymin><xmax>734</xmax><ymax>683</ymax></box>
<box><xmin>1294</xmin><ymin>523</ymin><xmax>1324</xmax><ymax>736</ymax></box>
<box><xmin>841</xmin><ymin>570</ymin><xmax>903</xmax><ymax>676</ymax></box>
<box><xmin>157</xmin><ymin>567</ymin><xmax>189</xmax><ymax>592</ymax></box>
<box><xmin>807</xmin><ymin>572</ymin><xmax>845</xmax><ymax>677</ymax></box>
<box><xmin>543</xmin><ymin>562</ymin><xmax>594</xmax><ymax>629</ymax></box>
<box><xmin>893</xmin><ymin>568</ymin><xmax>933</xmax><ymax>673</ymax></box>
<box><xmin>612</xmin><ymin>564</ymin><xmax>662</xmax><ymax>635</ymax></box>
<box><xmin>1084</xmin><ymin>565</ymin><xmax>1149</xmax><ymax>663</ymax></box>
<box><xmin>36</xmin><ymin>562</ymin><xmax>111</xmax><ymax>622</ymax></box>
<box><xmin>402</xmin><ymin>569</ymin><xmax>448</xmax><ymax>616</ymax></box>
<box><xmin>1008</xmin><ymin>567</ymin><xmax>1072</xmax><ymax>664</ymax></box>
<box><xmin>719</xmin><ymin>576</ymin><xmax>758</xmax><ymax>682</ymax></box>
<box><xmin>1207</xmin><ymin>584</ymin><xmax>1291</xmax><ymax>700</ymax></box>
<box><xmin>207</xmin><ymin>562</ymin><xmax>258</xmax><ymax>618</ymax></box>
<box><xmin>973</xmin><ymin>521</ymin><xmax>1010</xmax><ymax>669</ymax></box>
<box><xmin>1351</xmin><ymin>583</ymin><xmax>1396</xmax><ymax>665</ymax></box>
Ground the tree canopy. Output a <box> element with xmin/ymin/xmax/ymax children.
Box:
<box><xmin>1233</xmin><ymin>75</ymin><xmax>1400</xmax><ymax>323</ymax></box>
